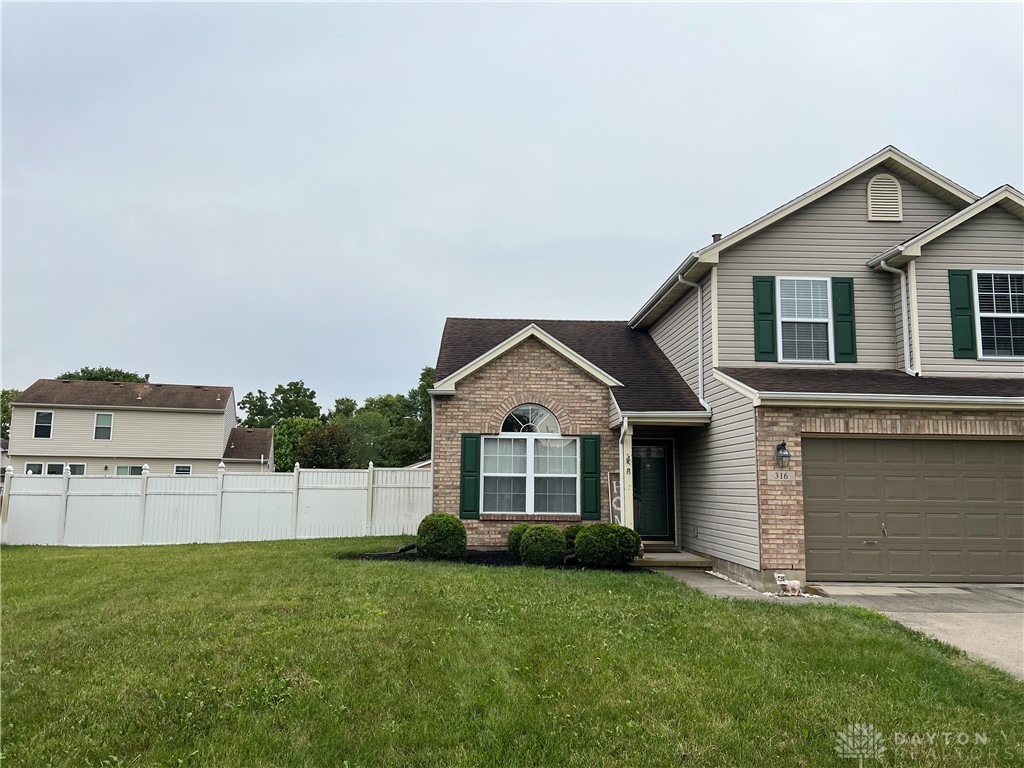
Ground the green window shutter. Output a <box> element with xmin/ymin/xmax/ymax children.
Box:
<box><xmin>459</xmin><ymin>433</ymin><xmax>481</xmax><ymax>519</ymax></box>
<box><xmin>752</xmin><ymin>276</ymin><xmax>777</xmax><ymax>361</ymax></box>
<box><xmin>831</xmin><ymin>277</ymin><xmax>857</xmax><ymax>363</ymax></box>
<box><xmin>580</xmin><ymin>435</ymin><xmax>601</xmax><ymax>520</ymax></box>
<box><xmin>948</xmin><ymin>270</ymin><xmax>977</xmax><ymax>359</ymax></box>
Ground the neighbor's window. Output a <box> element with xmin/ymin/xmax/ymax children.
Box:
<box><xmin>34</xmin><ymin>411</ymin><xmax>53</xmax><ymax>439</ymax></box>
<box><xmin>174</xmin><ymin>465</ymin><xmax>192</xmax><ymax>475</ymax></box>
<box><xmin>482</xmin><ymin>405</ymin><xmax>578</xmax><ymax>515</ymax></box>
<box><xmin>68</xmin><ymin>464</ymin><xmax>86</xmax><ymax>476</ymax></box>
<box><xmin>116</xmin><ymin>465</ymin><xmax>145</xmax><ymax>476</ymax></box>
<box><xmin>778</xmin><ymin>278</ymin><xmax>832</xmax><ymax>362</ymax></box>
<box><xmin>976</xmin><ymin>272</ymin><xmax>1024</xmax><ymax>358</ymax></box>
<box><xmin>25</xmin><ymin>462</ymin><xmax>43</xmax><ymax>475</ymax></box>
<box><xmin>45</xmin><ymin>463</ymin><xmax>64</xmax><ymax>475</ymax></box>
<box><xmin>94</xmin><ymin>413</ymin><xmax>113</xmax><ymax>440</ymax></box>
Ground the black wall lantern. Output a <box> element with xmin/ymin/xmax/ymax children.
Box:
<box><xmin>775</xmin><ymin>441</ymin><xmax>792</xmax><ymax>468</ymax></box>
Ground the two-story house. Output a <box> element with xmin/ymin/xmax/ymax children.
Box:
<box><xmin>8</xmin><ymin>378</ymin><xmax>274</xmax><ymax>476</ymax></box>
<box><xmin>429</xmin><ymin>146</ymin><xmax>1023</xmax><ymax>587</ymax></box>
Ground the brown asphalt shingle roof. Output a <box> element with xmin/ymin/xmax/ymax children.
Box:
<box><xmin>223</xmin><ymin>427</ymin><xmax>274</xmax><ymax>461</ymax></box>
<box><xmin>435</xmin><ymin>318</ymin><xmax>705</xmax><ymax>413</ymax></box>
<box><xmin>719</xmin><ymin>368</ymin><xmax>1024</xmax><ymax>398</ymax></box>
<box><xmin>15</xmin><ymin>379</ymin><xmax>233</xmax><ymax>411</ymax></box>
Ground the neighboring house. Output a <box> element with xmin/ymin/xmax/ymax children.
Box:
<box><xmin>431</xmin><ymin>146</ymin><xmax>1024</xmax><ymax>586</ymax></box>
<box><xmin>0</xmin><ymin>438</ymin><xmax>8</xmax><ymax>489</ymax></box>
<box><xmin>8</xmin><ymin>379</ymin><xmax>274</xmax><ymax>476</ymax></box>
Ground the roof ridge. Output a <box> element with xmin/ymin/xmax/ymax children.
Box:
<box><xmin>446</xmin><ymin>317</ymin><xmax>629</xmax><ymax>324</ymax></box>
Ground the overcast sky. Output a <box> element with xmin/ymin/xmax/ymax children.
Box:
<box><xmin>3</xmin><ymin>2</ymin><xmax>1022</xmax><ymax>409</ymax></box>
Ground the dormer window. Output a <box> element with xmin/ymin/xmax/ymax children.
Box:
<box><xmin>867</xmin><ymin>173</ymin><xmax>903</xmax><ymax>221</ymax></box>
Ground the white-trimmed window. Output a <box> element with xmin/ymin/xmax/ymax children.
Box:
<box><xmin>116</xmin><ymin>465</ymin><xmax>145</xmax><ymax>476</ymax></box>
<box><xmin>481</xmin><ymin>405</ymin><xmax>579</xmax><ymax>515</ymax></box>
<box><xmin>174</xmin><ymin>465</ymin><xmax>192</xmax><ymax>475</ymax></box>
<box><xmin>94</xmin><ymin>413</ymin><xmax>113</xmax><ymax>440</ymax></box>
<box><xmin>68</xmin><ymin>464</ymin><xmax>86</xmax><ymax>475</ymax></box>
<box><xmin>45</xmin><ymin>463</ymin><xmax>64</xmax><ymax>475</ymax></box>
<box><xmin>975</xmin><ymin>271</ymin><xmax>1024</xmax><ymax>358</ymax></box>
<box><xmin>778</xmin><ymin>277</ymin><xmax>832</xmax><ymax>362</ymax></box>
<box><xmin>34</xmin><ymin>411</ymin><xmax>53</xmax><ymax>439</ymax></box>
<box><xmin>25</xmin><ymin>462</ymin><xmax>43</xmax><ymax>475</ymax></box>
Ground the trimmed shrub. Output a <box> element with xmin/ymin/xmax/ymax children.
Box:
<box><xmin>519</xmin><ymin>525</ymin><xmax>566</xmax><ymax>567</ymax></box>
<box><xmin>563</xmin><ymin>524</ymin><xmax>584</xmax><ymax>554</ymax></box>
<box><xmin>416</xmin><ymin>513</ymin><xmax>467</xmax><ymax>560</ymax></box>
<box><xmin>507</xmin><ymin>523</ymin><xmax>531</xmax><ymax>557</ymax></box>
<box><xmin>574</xmin><ymin>523</ymin><xmax>642</xmax><ymax>568</ymax></box>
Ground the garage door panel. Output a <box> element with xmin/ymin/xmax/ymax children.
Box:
<box><xmin>804</xmin><ymin>438</ymin><xmax>1023</xmax><ymax>583</ymax></box>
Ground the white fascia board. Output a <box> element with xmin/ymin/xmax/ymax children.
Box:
<box><xmin>618</xmin><ymin>411</ymin><xmax>711</xmax><ymax>425</ymax></box>
<box><xmin>757</xmin><ymin>392</ymin><xmax>1024</xmax><ymax>410</ymax></box>
<box><xmin>711</xmin><ymin>369</ymin><xmax>762</xmax><ymax>404</ymax></box>
<box><xmin>867</xmin><ymin>185</ymin><xmax>1024</xmax><ymax>269</ymax></box>
<box><xmin>431</xmin><ymin>323</ymin><xmax>624</xmax><ymax>393</ymax></box>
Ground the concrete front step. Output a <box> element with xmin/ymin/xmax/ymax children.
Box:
<box><xmin>629</xmin><ymin>550</ymin><xmax>713</xmax><ymax>569</ymax></box>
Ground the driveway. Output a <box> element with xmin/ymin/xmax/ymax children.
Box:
<box><xmin>821</xmin><ymin>583</ymin><xmax>1024</xmax><ymax>679</ymax></box>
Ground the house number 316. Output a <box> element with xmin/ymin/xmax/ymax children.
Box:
<box><xmin>771</xmin><ymin>470</ymin><xmax>793</xmax><ymax>481</ymax></box>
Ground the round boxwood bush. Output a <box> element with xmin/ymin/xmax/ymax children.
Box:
<box><xmin>507</xmin><ymin>522</ymin><xmax>531</xmax><ymax>557</ymax></box>
<box><xmin>574</xmin><ymin>523</ymin><xmax>642</xmax><ymax>568</ymax></box>
<box><xmin>563</xmin><ymin>524</ymin><xmax>584</xmax><ymax>553</ymax></box>
<box><xmin>519</xmin><ymin>524</ymin><xmax>566</xmax><ymax>567</ymax></box>
<box><xmin>416</xmin><ymin>513</ymin><xmax>467</xmax><ymax>560</ymax></box>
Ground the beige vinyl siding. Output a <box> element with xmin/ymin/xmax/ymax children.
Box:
<box><xmin>9</xmin><ymin>406</ymin><xmax>227</xmax><ymax>459</ymax></box>
<box><xmin>717</xmin><ymin>169</ymin><xmax>958</xmax><ymax>368</ymax></box>
<box><xmin>915</xmin><ymin>206</ymin><xmax>1024</xmax><ymax>377</ymax></box>
<box><xmin>650</xmin><ymin>276</ymin><xmax>703</xmax><ymax>395</ymax></box>
<box><xmin>677</xmin><ymin>376</ymin><xmax>759</xmax><ymax>569</ymax></box>
<box><xmin>223</xmin><ymin>390</ymin><xmax>237</xmax><ymax>450</ymax></box>
<box><xmin>13</xmin><ymin>456</ymin><xmax>231</xmax><ymax>475</ymax></box>
<box><xmin>892</xmin><ymin>272</ymin><xmax>907</xmax><ymax>370</ymax></box>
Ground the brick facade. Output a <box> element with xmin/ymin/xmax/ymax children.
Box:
<box><xmin>755</xmin><ymin>406</ymin><xmax>1024</xmax><ymax>573</ymax></box>
<box><xmin>432</xmin><ymin>337</ymin><xmax>617</xmax><ymax>547</ymax></box>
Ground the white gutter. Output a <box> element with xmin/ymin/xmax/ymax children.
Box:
<box><xmin>758</xmin><ymin>392</ymin><xmax>1023</xmax><ymax>408</ymax></box>
<box><xmin>629</xmin><ymin>252</ymin><xmax>699</xmax><ymax>327</ymax></box>
<box><xmin>877</xmin><ymin>254</ymin><xmax>918</xmax><ymax>376</ymax></box>
<box><xmin>676</xmin><ymin>275</ymin><xmax>710</xmax><ymax>409</ymax></box>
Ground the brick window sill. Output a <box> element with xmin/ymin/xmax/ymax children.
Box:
<box><xmin>479</xmin><ymin>513</ymin><xmax>582</xmax><ymax>523</ymax></box>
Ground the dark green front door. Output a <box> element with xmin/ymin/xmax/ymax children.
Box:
<box><xmin>633</xmin><ymin>441</ymin><xmax>674</xmax><ymax>541</ymax></box>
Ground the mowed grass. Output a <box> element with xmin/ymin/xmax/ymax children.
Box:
<box><xmin>2</xmin><ymin>538</ymin><xmax>1022</xmax><ymax>767</ymax></box>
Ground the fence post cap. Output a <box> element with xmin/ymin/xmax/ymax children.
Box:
<box><xmin>368</xmin><ymin>461</ymin><xmax>374</xmax><ymax>469</ymax></box>
<box><xmin>63</xmin><ymin>464</ymin><xmax>71</xmax><ymax>476</ymax></box>
<box><xmin>218</xmin><ymin>461</ymin><xmax>226</xmax><ymax>472</ymax></box>
<box><xmin>294</xmin><ymin>462</ymin><xmax>300</xmax><ymax>470</ymax></box>
<box><xmin>4</xmin><ymin>465</ymin><xmax>13</xmax><ymax>475</ymax></box>
<box><xmin>141</xmin><ymin>463</ymin><xmax>150</xmax><ymax>474</ymax></box>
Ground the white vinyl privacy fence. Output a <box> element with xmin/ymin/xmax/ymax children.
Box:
<box><xmin>0</xmin><ymin>464</ymin><xmax>432</xmax><ymax>547</ymax></box>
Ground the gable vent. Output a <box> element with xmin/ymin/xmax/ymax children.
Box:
<box><xmin>867</xmin><ymin>173</ymin><xmax>903</xmax><ymax>221</ymax></box>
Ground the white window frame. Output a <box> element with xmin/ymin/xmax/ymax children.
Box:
<box><xmin>174</xmin><ymin>465</ymin><xmax>192</xmax><ymax>475</ymax></box>
<box><xmin>480</xmin><ymin>434</ymin><xmax>580</xmax><ymax>516</ymax></box>
<box><xmin>25</xmin><ymin>462</ymin><xmax>43</xmax><ymax>475</ymax></box>
<box><xmin>68</xmin><ymin>463</ymin><xmax>87</xmax><ymax>476</ymax></box>
<box><xmin>973</xmin><ymin>270</ymin><xmax>1024</xmax><ymax>360</ymax></box>
<box><xmin>776</xmin><ymin>276</ymin><xmax>834</xmax><ymax>364</ymax></box>
<box><xmin>94</xmin><ymin>412</ymin><xmax>113</xmax><ymax>441</ymax></box>
<box><xmin>34</xmin><ymin>410</ymin><xmax>54</xmax><ymax>439</ymax></box>
<box><xmin>45</xmin><ymin>462</ymin><xmax>65</xmax><ymax>475</ymax></box>
<box><xmin>116</xmin><ymin>465</ymin><xmax>145</xmax><ymax>476</ymax></box>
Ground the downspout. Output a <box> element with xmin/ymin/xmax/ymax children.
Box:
<box><xmin>878</xmin><ymin>255</ymin><xmax>918</xmax><ymax>376</ymax></box>
<box><xmin>429</xmin><ymin>393</ymin><xmax>436</xmax><ymax>511</ymax></box>
<box><xmin>617</xmin><ymin>415</ymin><xmax>629</xmax><ymax>527</ymax></box>
<box><xmin>676</xmin><ymin>276</ymin><xmax>710</xmax><ymax>409</ymax></box>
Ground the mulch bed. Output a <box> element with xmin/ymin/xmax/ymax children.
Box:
<box><xmin>341</xmin><ymin>548</ymin><xmax>639</xmax><ymax>572</ymax></box>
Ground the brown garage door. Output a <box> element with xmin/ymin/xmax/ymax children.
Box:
<box><xmin>804</xmin><ymin>438</ymin><xmax>1024</xmax><ymax>582</ymax></box>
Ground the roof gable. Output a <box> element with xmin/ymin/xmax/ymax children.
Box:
<box><xmin>14</xmin><ymin>379</ymin><xmax>233</xmax><ymax>411</ymax></box>
<box><xmin>632</xmin><ymin>146</ymin><xmax>979</xmax><ymax>328</ymax></box>
<box><xmin>223</xmin><ymin>427</ymin><xmax>273</xmax><ymax>460</ymax></box>
<box><xmin>432</xmin><ymin>318</ymin><xmax>705</xmax><ymax>412</ymax></box>
<box><xmin>870</xmin><ymin>185</ymin><xmax>1024</xmax><ymax>268</ymax></box>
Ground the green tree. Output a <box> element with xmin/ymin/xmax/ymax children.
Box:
<box><xmin>296</xmin><ymin>423</ymin><xmax>353</xmax><ymax>469</ymax></box>
<box><xmin>58</xmin><ymin>366</ymin><xmax>146</xmax><ymax>382</ymax></box>
<box><xmin>240</xmin><ymin>381</ymin><xmax>321</xmax><ymax>428</ymax></box>
<box><xmin>330</xmin><ymin>397</ymin><xmax>358</xmax><ymax>420</ymax></box>
<box><xmin>332</xmin><ymin>410</ymin><xmax>391</xmax><ymax>467</ymax></box>
<box><xmin>273</xmin><ymin>417</ymin><xmax>321</xmax><ymax>471</ymax></box>
<box><xmin>1</xmin><ymin>388</ymin><xmax>21</xmax><ymax>439</ymax></box>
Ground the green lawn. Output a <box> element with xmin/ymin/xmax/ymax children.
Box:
<box><xmin>2</xmin><ymin>538</ymin><xmax>1022</xmax><ymax>767</ymax></box>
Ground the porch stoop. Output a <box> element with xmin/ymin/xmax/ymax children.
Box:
<box><xmin>629</xmin><ymin>550</ymin><xmax>713</xmax><ymax>569</ymax></box>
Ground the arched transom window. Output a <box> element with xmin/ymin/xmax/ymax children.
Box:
<box><xmin>482</xmin><ymin>404</ymin><xmax>577</xmax><ymax>515</ymax></box>
<box><xmin>501</xmin><ymin>404</ymin><xmax>561</xmax><ymax>434</ymax></box>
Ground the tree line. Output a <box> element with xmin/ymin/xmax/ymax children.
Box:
<box><xmin>1</xmin><ymin>366</ymin><xmax>434</xmax><ymax>471</ymax></box>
